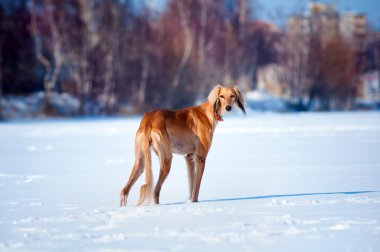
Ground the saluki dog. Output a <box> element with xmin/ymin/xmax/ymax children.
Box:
<box><xmin>120</xmin><ymin>85</ymin><xmax>246</xmax><ymax>206</ymax></box>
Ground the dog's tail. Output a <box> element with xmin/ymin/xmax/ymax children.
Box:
<box><xmin>137</xmin><ymin>128</ymin><xmax>153</xmax><ymax>206</ymax></box>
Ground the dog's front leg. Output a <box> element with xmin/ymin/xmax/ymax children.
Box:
<box><xmin>191</xmin><ymin>155</ymin><xmax>206</xmax><ymax>202</ymax></box>
<box><xmin>185</xmin><ymin>154</ymin><xmax>195</xmax><ymax>200</ymax></box>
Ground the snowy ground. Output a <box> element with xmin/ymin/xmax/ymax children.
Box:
<box><xmin>0</xmin><ymin>112</ymin><xmax>380</xmax><ymax>251</ymax></box>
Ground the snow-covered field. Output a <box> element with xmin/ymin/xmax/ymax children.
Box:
<box><xmin>0</xmin><ymin>112</ymin><xmax>380</xmax><ymax>251</ymax></box>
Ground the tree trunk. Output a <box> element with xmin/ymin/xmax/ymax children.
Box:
<box><xmin>197</xmin><ymin>0</ymin><xmax>210</xmax><ymax>72</ymax></box>
<box><xmin>171</xmin><ymin>1</ymin><xmax>193</xmax><ymax>89</ymax></box>
<box><xmin>137</xmin><ymin>54</ymin><xmax>149</xmax><ymax>109</ymax></box>
<box><xmin>29</xmin><ymin>0</ymin><xmax>63</xmax><ymax>98</ymax></box>
<box><xmin>0</xmin><ymin>38</ymin><xmax>2</xmax><ymax>99</ymax></box>
<box><xmin>103</xmin><ymin>52</ymin><xmax>115</xmax><ymax>113</ymax></box>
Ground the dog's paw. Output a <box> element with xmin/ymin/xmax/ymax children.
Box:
<box><xmin>190</xmin><ymin>197</ymin><xmax>198</xmax><ymax>203</ymax></box>
<box><xmin>120</xmin><ymin>192</ymin><xmax>127</xmax><ymax>207</ymax></box>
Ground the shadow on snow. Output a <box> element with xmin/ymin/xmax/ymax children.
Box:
<box><xmin>162</xmin><ymin>190</ymin><xmax>380</xmax><ymax>206</ymax></box>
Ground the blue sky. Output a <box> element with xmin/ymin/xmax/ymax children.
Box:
<box><xmin>146</xmin><ymin>0</ymin><xmax>380</xmax><ymax>29</ymax></box>
<box><xmin>257</xmin><ymin>0</ymin><xmax>380</xmax><ymax>29</ymax></box>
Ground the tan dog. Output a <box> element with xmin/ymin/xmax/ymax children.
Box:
<box><xmin>120</xmin><ymin>85</ymin><xmax>246</xmax><ymax>206</ymax></box>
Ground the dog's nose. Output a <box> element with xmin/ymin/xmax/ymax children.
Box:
<box><xmin>226</xmin><ymin>105</ymin><xmax>232</xmax><ymax>111</ymax></box>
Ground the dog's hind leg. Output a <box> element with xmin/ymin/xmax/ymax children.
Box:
<box><xmin>153</xmin><ymin>154</ymin><xmax>172</xmax><ymax>204</ymax></box>
<box><xmin>120</xmin><ymin>133</ymin><xmax>145</xmax><ymax>207</ymax></box>
<box><xmin>152</xmin><ymin>129</ymin><xmax>172</xmax><ymax>204</ymax></box>
<box><xmin>120</xmin><ymin>157</ymin><xmax>143</xmax><ymax>206</ymax></box>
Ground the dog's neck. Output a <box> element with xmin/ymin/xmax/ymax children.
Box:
<box><xmin>204</xmin><ymin>101</ymin><xmax>223</xmax><ymax>122</ymax></box>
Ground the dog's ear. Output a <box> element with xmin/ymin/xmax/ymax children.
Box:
<box><xmin>208</xmin><ymin>85</ymin><xmax>222</xmax><ymax>114</ymax></box>
<box><xmin>233</xmin><ymin>86</ymin><xmax>246</xmax><ymax>115</ymax></box>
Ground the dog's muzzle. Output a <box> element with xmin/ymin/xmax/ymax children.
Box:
<box><xmin>226</xmin><ymin>105</ymin><xmax>232</xmax><ymax>111</ymax></box>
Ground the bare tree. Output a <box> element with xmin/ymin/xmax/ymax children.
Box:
<box><xmin>321</xmin><ymin>36</ymin><xmax>356</xmax><ymax>109</ymax></box>
<box><xmin>134</xmin><ymin>8</ymin><xmax>154</xmax><ymax>110</ymax></box>
<box><xmin>170</xmin><ymin>0</ymin><xmax>194</xmax><ymax>90</ymax></box>
<box><xmin>62</xmin><ymin>0</ymin><xmax>99</xmax><ymax>113</ymax></box>
<box><xmin>29</xmin><ymin>0</ymin><xmax>63</xmax><ymax>97</ymax></box>
<box><xmin>0</xmin><ymin>33</ymin><xmax>2</xmax><ymax>98</ymax></box>
<box><xmin>197</xmin><ymin>0</ymin><xmax>212</xmax><ymax>73</ymax></box>
<box><xmin>100</xmin><ymin>0</ymin><xmax>120</xmax><ymax>113</ymax></box>
<box><xmin>285</xmin><ymin>31</ymin><xmax>309</xmax><ymax>101</ymax></box>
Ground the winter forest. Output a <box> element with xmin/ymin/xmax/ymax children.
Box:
<box><xmin>0</xmin><ymin>0</ymin><xmax>380</xmax><ymax>118</ymax></box>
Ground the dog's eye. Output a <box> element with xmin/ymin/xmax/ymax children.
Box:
<box><xmin>230</xmin><ymin>95</ymin><xmax>236</xmax><ymax>99</ymax></box>
<box><xmin>220</xmin><ymin>95</ymin><xmax>225</xmax><ymax>99</ymax></box>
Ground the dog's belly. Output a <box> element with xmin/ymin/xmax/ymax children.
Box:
<box><xmin>170</xmin><ymin>136</ymin><xmax>196</xmax><ymax>155</ymax></box>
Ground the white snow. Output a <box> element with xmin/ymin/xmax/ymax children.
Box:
<box><xmin>0</xmin><ymin>112</ymin><xmax>380</xmax><ymax>251</ymax></box>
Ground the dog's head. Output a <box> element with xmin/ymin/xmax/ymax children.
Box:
<box><xmin>208</xmin><ymin>85</ymin><xmax>246</xmax><ymax>117</ymax></box>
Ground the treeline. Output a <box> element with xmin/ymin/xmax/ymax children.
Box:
<box><xmin>0</xmin><ymin>0</ymin><xmax>379</xmax><ymax>115</ymax></box>
<box><xmin>1</xmin><ymin>0</ymin><xmax>280</xmax><ymax>115</ymax></box>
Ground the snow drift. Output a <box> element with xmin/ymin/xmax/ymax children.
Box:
<box><xmin>0</xmin><ymin>112</ymin><xmax>379</xmax><ymax>251</ymax></box>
